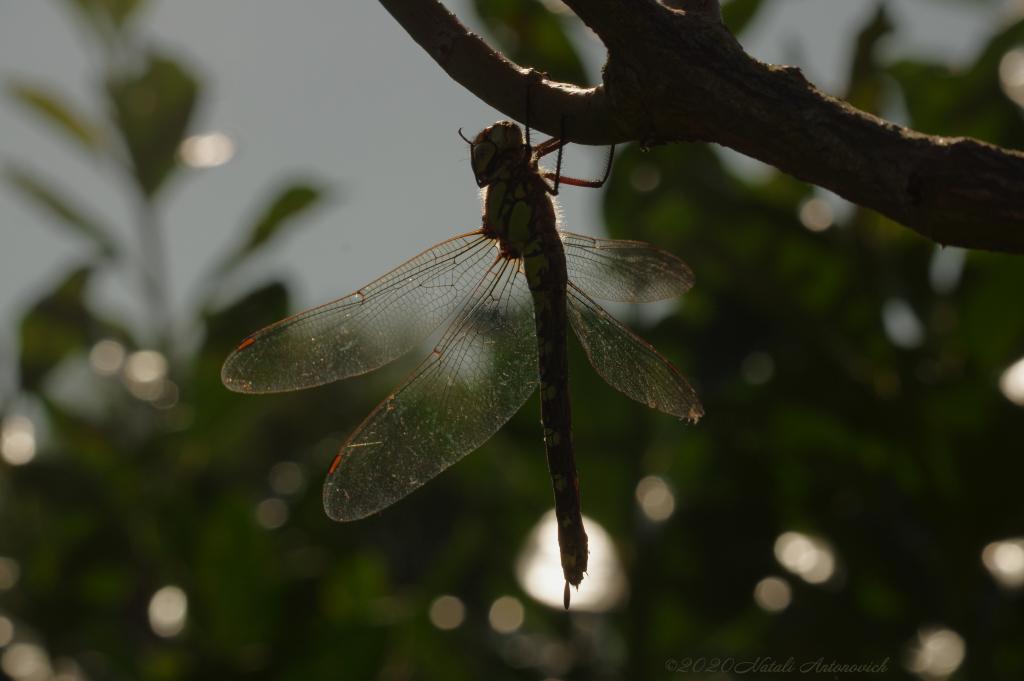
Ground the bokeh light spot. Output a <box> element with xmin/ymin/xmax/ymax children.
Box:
<box><xmin>53</xmin><ymin>656</ymin><xmax>87</xmax><ymax>681</ymax></box>
<box><xmin>774</xmin><ymin>532</ymin><xmax>836</xmax><ymax>584</ymax></box>
<box><xmin>904</xmin><ymin>627</ymin><xmax>965</xmax><ymax>680</ymax></box>
<box><xmin>882</xmin><ymin>298</ymin><xmax>925</xmax><ymax>349</ymax></box>
<box><xmin>489</xmin><ymin>595</ymin><xmax>525</xmax><ymax>634</ymax></box>
<box><xmin>2</xmin><ymin>643</ymin><xmax>51</xmax><ymax>681</ymax></box>
<box><xmin>1</xmin><ymin>416</ymin><xmax>36</xmax><ymax>466</ymax></box>
<box><xmin>982</xmin><ymin>538</ymin><xmax>1024</xmax><ymax>589</ymax></box>
<box><xmin>178</xmin><ymin>132</ymin><xmax>235</xmax><ymax>168</ymax></box>
<box><xmin>269</xmin><ymin>462</ymin><xmax>305</xmax><ymax>495</ymax></box>
<box><xmin>255</xmin><ymin>498</ymin><xmax>289</xmax><ymax>529</ymax></box>
<box><xmin>635</xmin><ymin>476</ymin><xmax>676</xmax><ymax>521</ymax></box>
<box><xmin>999</xmin><ymin>47</ymin><xmax>1024</xmax><ymax>107</ymax></box>
<box><xmin>754</xmin><ymin>576</ymin><xmax>792</xmax><ymax>612</ymax></box>
<box><xmin>0</xmin><ymin>557</ymin><xmax>21</xmax><ymax>590</ymax></box>
<box><xmin>799</xmin><ymin>198</ymin><xmax>833</xmax><ymax>231</ymax></box>
<box><xmin>124</xmin><ymin>350</ymin><xmax>169</xmax><ymax>400</ymax></box>
<box><xmin>540</xmin><ymin>640</ymin><xmax>575</xmax><ymax>677</ymax></box>
<box><xmin>0</xmin><ymin>617</ymin><xmax>13</xmax><ymax>647</ymax></box>
<box><xmin>124</xmin><ymin>350</ymin><xmax>166</xmax><ymax>383</ymax></box>
<box><xmin>89</xmin><ymin>340</ymin><xmax>125</xmax><ymax>375</ymax></box>
<box><xmin>928</xmin><ymin>246</ymin><xmax>967</xmax><ymax>295</ymax></box>
<box><xmin>428</xmin><ymin>595</ymin><xmax>465</xmax><ymax>630</ymax></box>
<box><xmin>741</xmin><ymin>351</ymin><xmax>775</xmax><ymax>385</ymax></box>
<box><xmin>148</xmin><ymin>585</ymin><xmax>187</xmax><ymax>637</ymax></box>
<box><xmin>998</xmin><ymin>356</ymin><xmax>1024</xmax><ymax>406</ymax></box>
<box><xmin>630</xmin><ymin>163</ymin><xmax>661</xmax><ymax>192</ymax></box>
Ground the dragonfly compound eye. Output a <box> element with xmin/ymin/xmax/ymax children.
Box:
<box><xmin>473</xmin><ymin>141</ymin><xmax>497</xmax><ymax>175</ymax></box>
<box><xmin>488</xmin><ymin>121</ymin><xmax>523</xmax><ymax>150</ymax></box>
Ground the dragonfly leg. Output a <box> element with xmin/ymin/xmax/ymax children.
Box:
<box><xmin>533</xmin><ymin>116</ymin><xmax>615</xmax><ymax>195</ymax></box>
<box><xmin>541</xmin><ymin>141</ymin><xmax>615</xmax><ymax>192</ymax></box>
<box><xmin>524</xmin><ymin>83</ymin><xmax>534</xmax><ymax>149</ymax></box>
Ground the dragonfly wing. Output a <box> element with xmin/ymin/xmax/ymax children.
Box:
<box><xmin>567</xmin><ymin>282</ymin><xmax>703</xmax><ymax>421</ymax></box>
<box><xmin>324</xmin><ymin>256</ymin><xmax>537</xmax><ymax>521</ymax></box>
<box><xmin>222</xmin><ymin>232</ymin><xmax>497</xmax><ymax>393</ymax></box>
<box><xmin>561</xmin><ymin>231</ymin><xmax>694</xmax><ymax>303</ymax></box>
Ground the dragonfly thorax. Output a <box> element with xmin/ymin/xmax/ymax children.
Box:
<box><xmin>469</xmin><ymin>122</ymin><xmax>556</xmax><ymax>265</ymax></box>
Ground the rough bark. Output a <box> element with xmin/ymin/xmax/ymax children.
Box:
<box><xmin>378</xmin><ymin>0</ymin><xmax>1024</xmax><ymax>255</ymax></box>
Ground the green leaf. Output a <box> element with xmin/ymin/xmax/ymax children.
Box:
<box><xmin>107</xmin><ymin>53</ymin><xmax>198</xmax><ymax>196</ymax></box>
<box><xmin>6</xmin><ymin>164</ymin><xmax>118</xmax><ymax>258</ymax></box>
<box><xmin>210</xmin><ymin>184</ymin><xmax>326</xmax><ymax>288</ymax></box>
<box><xmin>721</xmin><ymin>0</ymin><xmax>764</xmax><ymax>36</ymax></box>
<box><xmin>887</xmin><ymin>16</ymin><xmax>1024</xmax><ymax>148</ymax></box>
<box><xmin>194</xmin><ymin>493</ymin><xmax>278</xmax><ymax>651</ymax></box>
<box><xmin>62</xmin><ymin>0</ymin><xmax>146</xmax><ymax>29</ymax></box>
<box><xmin>246</xmin><ymin>185</ymin><xmax>325</xmax><ymax>253</ymax></box>
<box><xmin>19</xmin><ymin>268</ymin><xmax>94</xmax><ymax>391</ymax></box>
<box><xmin>845</xmin><ymin>4</ymin><xmax>894</xmax><ymax>114</ymax></box>
<box><xmin>9</xmin><ymin>83</ymin><xmax>102</xmax><ymax>151</ymax></box>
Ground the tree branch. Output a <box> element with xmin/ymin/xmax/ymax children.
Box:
<box><xmin>378</xmin><ymin>0</ymin><xmax>1024</xmax><ymax>255</ymax></box>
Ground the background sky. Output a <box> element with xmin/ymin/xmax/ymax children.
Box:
<box><xmin>0</xmin><ymin>0</ymin><xmax>1014</xmax><ymax>394</ymax></box>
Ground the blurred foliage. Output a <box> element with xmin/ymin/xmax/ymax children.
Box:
<box><xmin>473</xmin><ymin>0</ymin><xmax>588</xmax><ymax>85</ymax></box>
<box><xmin>721</xmin><ymin>0</ymin><xmax>765</xmax><ymax>36</ymax></box>
<box><xmin>2</xmin><ymin>2</ymin><xmax>1024</xmax><ymax>681</ymax></box>
<box><xmin>888</xmin><ymin>15</ymin><xmax>1024</xmax><ymax>150</ymax></box>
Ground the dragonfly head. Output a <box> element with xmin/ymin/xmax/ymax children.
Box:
<box><xmin>464</xmin><ymin>121</ymin><xmax>528</xmax><ymax>188</ymax></box>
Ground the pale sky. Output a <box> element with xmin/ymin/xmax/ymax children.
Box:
<box><xmin>0</xmin><ymin>0</ymin><xmax>1009</xmax><ymax>394</ymax></box>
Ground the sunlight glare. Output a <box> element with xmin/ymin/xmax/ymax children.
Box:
<box><xmin>982</xmin><ymin>538</ymin><xmax>1024</xmax><ymax>589</ymax></box>
<box><xmin>774</xmin><ymin>532</ymin><xmax>836</xmax><ymax>584</ymax></box>
<box><xmin>516</xmin><ymin>510</ymin><xmax>627</xmax><ymax>611</ymax></box>
<box><xmin>148</xmin><ymin>585</ymin><xmax>187</xmax><ymax>637</ymax></box>
<box><xmin>428</xmin><ymin>595</ymin><xmax>465</xmax><ymax>630</ymax></box>
<box><xmin>489</xmin><ymin>596</ymin><xmax>525</xmax><ymax>634</ymax></box>
<box><xmin>635</xmin><ymin>476</ymin><xmax>675</xmax><ymax>521</ymax></box>
<box><xmin>998</xmin><ymin>356</ymin><xmax>1024</xmax><ymax>406</ymax></box>
<box><xmin>904</xmin><ymin>627</ymin><xmax>965</xmax><ymax>680</ymax></box>
<box><xmin>178</xmin><ymin>132</ymin><xmax>235</xmax><ymax>168</ymax></box>
<box><xmin>1</xmin><ymin>416</ymin><xmax>36</xmax><ymax>466</ymax></box>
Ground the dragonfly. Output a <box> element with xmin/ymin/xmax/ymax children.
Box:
<box><xmin>221</xmin><ymin>120</ymin><xmax>703</xmax><ymax>609</ymax></box>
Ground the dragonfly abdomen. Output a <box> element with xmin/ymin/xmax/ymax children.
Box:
<box><xmin>512</xmin><ymin>196</ymin><xmax>590</xmax><ymax>594</ymax></box>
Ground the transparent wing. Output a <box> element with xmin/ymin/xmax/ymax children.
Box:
<box><xmin>222</xmin><ymin>232</ymin><xmax>497</xmax><ymax>393</ymax></box>
<box><xmin>561</xmin><ymin>231</ymin><xmax>694</xmax><ymax>303</ymax></box>
<box><xmin>567</xmin><ymin>282</ymin><xmax>702</xmax><ymax>421</ymax></box>
<box><xmin>324</xmin><ymin>256</ymin><xmax>537</xmax><ymax>521</ymax></box>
